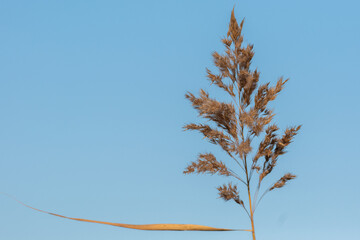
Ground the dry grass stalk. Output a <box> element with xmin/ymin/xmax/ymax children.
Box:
<box><xmin>1</xmin><ymin>192</ymin><xmax>248</xmax><ymax>231</ymax></box>
<box><xmin>184</xmin><ymin>8</ymin><xmax>301</xmax><ymax>240</ymax></box>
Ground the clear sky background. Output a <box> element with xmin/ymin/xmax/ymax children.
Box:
<box><xmin>1</xmin><ymin>1</ymin><xmax>359</xmax><ymax>239</ymax></box>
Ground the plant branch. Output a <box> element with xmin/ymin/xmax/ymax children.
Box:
<box><xmin>253</xmin><ymin>189</ymin><xmax>269</xmax><ymax>212</ymax></box>
<box><xmin>228</xmin><ymin>169</ymin><xmax>247</xmax><ymax>185</ymax></box>
<box><xmin>241</xmin><ymin>203</ymin><xmax>252</xmax><ymax>220</ymax></box>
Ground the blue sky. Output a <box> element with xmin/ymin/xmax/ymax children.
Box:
<box><xmin>1</xmin><ymin>0</ymin><xmax>359</xmax><ymax>239</ymax></box>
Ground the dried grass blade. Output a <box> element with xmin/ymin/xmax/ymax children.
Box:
<box><xmin>1</xmin><ymin>193</ymin><xmax>249</xmax><ymax>231</ymax></box>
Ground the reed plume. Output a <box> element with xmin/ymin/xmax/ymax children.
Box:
<box><xmin>2</xmin><ymin>7</ymin><xmax>301</xmax><ymax>237</ymax></box>
<box><xmin>183</xmin><ymin>8</ymin><xmax>301</xmax><ymax>240</ymax></box>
